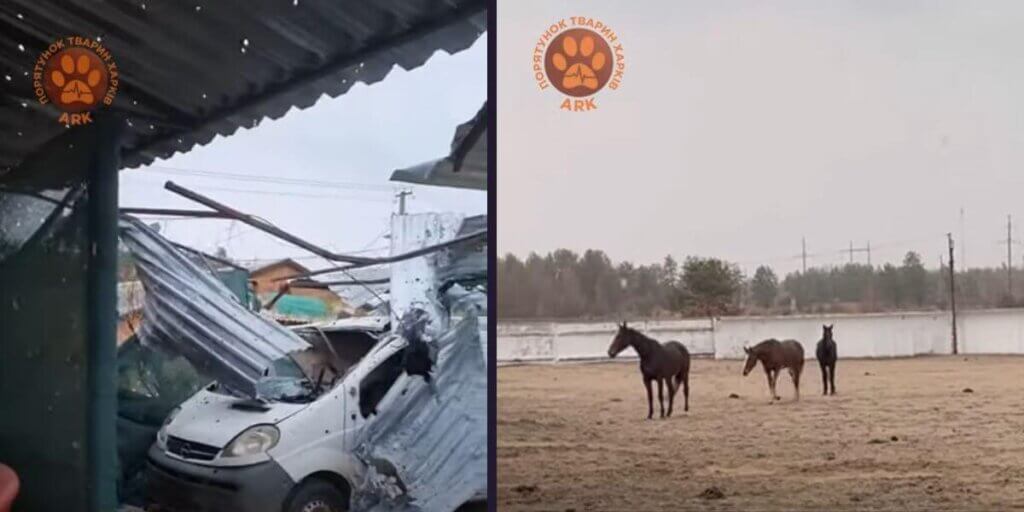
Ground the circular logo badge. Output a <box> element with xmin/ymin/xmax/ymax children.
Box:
<box><xmin>35</xmin><ymin>37</ymin><xmax>119</xmax><ymax>124</ymax></box>
<box><xmin>42</xmin><ymin>47</ymin><xmax>108</xmax><ymax>112</ymax></box>
<box><xmin>544</xmin><ymin>28</ymin><xmax>614</xmax><ymax>97</ymax></box>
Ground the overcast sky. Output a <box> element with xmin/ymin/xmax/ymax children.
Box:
<box><xmin>498</xmin><ymin>1</ymin><xmax>1024</xmax><ymax>276</ymax></box>
<box><xmin>120</xmin><ymin>35</ymin><xmax>486</xmax><ymax>270</ymax></box>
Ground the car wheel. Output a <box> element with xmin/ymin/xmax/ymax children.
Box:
<box><xmin>285</xmin><ymin>479</ymin><xmax>348</xmax><ymax>512</ymax></box>
<box><xmin>455</xmin><ymin>500</ymin><xmax>488</xmax><ymax>512</ymax></box>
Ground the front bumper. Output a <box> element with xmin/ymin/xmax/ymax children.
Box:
<box><xmin>144</xmin><ymin>444</ymin><xmax>295</xmax><ymax>512</ymax></box>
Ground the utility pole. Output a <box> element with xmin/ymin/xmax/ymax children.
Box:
<box><xmin>959</xmin><ymin>207</ymin><xmax>966</xmax><ymax>269</ymax></box>
<box><xmin>842</xmin><ymin>241</ymin><xmax>871</xmax><ymax>265</ymax></box>
<box><xmin>948</xmin><ymin>233</ymin><xmax>958</xmax><ymax>355</ymax></box>
<box><xmin>395</xmin><ymin>189</ymin><xmax>413</xmax><ymax>215</ymax></box>
<box><xmin>1008</xmin><ymin>214</ymin><xmax>1013</xmax><ymax>298</ymax></box>
<box><xmin>801</xmin><ymin>237</ymin><xmax>807</xmax><ymax>274</ymax></box>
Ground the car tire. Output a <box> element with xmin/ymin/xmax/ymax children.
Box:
<box><xmin>285</xmin><ymin>479</ymin><xmax>348</xmax><ymax>512</ymax></box>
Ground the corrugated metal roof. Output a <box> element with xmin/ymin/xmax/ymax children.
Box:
<box><xmin>390</xmin><ymin>101</ymin><xmax>486</xmax><ymax>190</ymax></box>
<box><xmin>117</xmin><ymin>280</ymin><xmax>144</xmax><ymax>316</ymax></box>
<box><xmin>302</xmin><ymin>315</ymin><xmax>390</xmax><ymax>333</ymax></box>
<box><xmin>119</xmin><ymin>215</ymin><xmax>311</xmax><ymax>398</ymax></box>
<box><xmin>0</xmin><ymin>0</ymin><xmax>485</xmax><ymax>171</ymax></box>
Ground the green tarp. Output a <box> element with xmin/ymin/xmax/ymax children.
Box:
<box><xmin>262</xmin><ymin>293</ymin><xmax>331</xmax><ymax>320</ymax></box>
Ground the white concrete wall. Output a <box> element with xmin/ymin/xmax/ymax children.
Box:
<box><xmin>497</xmin><ymin>319</ymin><xmax>714</xmax><ymax>362</ymax></box>
<box><xmin>713</xmin><ymin>311</ymin><xmax>950</xmax><ymax>359</ymax></box>
<box><xmin>960</xmin><ymin>309</ymin><xmax>1024</xmax><ymax>354</ymax></box>
<box><xmin>497</xmin><ymin>309</ymin><xmax>1024</xmax><ymax>363</ymax></box>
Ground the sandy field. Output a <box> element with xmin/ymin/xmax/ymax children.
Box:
<box><xmin>498</xmin><ymin>355</ymin><xmax>1024</xmax><ymax>511</ymax></box>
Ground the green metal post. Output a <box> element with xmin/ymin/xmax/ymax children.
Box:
<box><xmin>86</xmin><ymin>115</ymin><xmax>123</xmax><ymax>512</ymax></box>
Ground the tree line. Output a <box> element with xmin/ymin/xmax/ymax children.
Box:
<box><xmin>497</xmin><ymin>249</ymin><xmax>1023</xmax><ymax>320</ymax></box>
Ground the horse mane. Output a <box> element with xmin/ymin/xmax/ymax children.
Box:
<box><xmin>623</xmin><ymin>326</ymin><xmax>658</xmax><ymax>352</ymax></box>
<box><xmin>749</xmin><ymin>338</ymin><xmax>781</xmax><ymax>354</ymax></box>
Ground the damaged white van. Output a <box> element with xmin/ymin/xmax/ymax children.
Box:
<box><xmin>118</xmin><ymin>212</ymin><xmax>487</xmax><ymax>512</ymax></box>
<box><xmin>146</xmin><ymin>313</ymin><xmax>485</xmax><ymax>512</ymax></box>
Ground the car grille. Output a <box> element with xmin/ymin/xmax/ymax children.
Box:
<box><xmin>166</xmin><ymin>436</ymin><xmax>220</xmax><ymax>461</ymax></box>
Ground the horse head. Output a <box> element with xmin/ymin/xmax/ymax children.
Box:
<box><xmin>742</xmin><ymin>344</ymin><xmax>759</xmax><ymax>376</ymax></box>
<box><xmin>607</xmin><ymin>321</ymin><xmax>632</xmax><ymax>358</ymax></box>
<box><xmin>822</xmin><ymin>324</ymin><xmax>834</xmax><ymax>341</ymax></box>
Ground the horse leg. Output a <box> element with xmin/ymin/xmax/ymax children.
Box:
<box><xmin>829</xmin><ymin>361</ymin><xmax>837</xmax><ymax>395</ymax></box>
<box><xmin>820</xmin><ymin>361</ymin><xmax>828</xmax><ymax>395</ymax></box>
<box><xmin>644</xmin><ymin>377</ymin><xmax>654</xmax><ymax>420</ymax></box>
<box><xmin>666</xmin><ymin>379</ymin><xmax>676</xmax><ymax>418</ymax></box>
<box><xmin>682</xmin><ymin>370</ymin><xmax>690</xmax><ymax>412</ymax></box>
<box><xmin>764</xmin><ymin>368</ymin><xmax>775</xmax><ymax>403</ymax></box>
<box><xmin>657</xmin><ymin>378</ymin><xmax>665</xmax><ymax>418</ymax></box>
<box><xmin>791</xmin><ymin>366</ymin><xmax>801</xmax><ymax>401</ymax></box>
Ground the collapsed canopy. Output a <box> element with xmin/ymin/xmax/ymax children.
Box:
<box><xmin>119</xmin><ymin>215</ymin><xmax>310</xmax><ymax>398</ymax></box>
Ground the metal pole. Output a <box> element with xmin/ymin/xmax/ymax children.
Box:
<box><xmin>1008</xmin><ymin>214</ymin><xmax>1013</xmax><ymax>298</ymax></box>
<box><xmin>164</xmin><ymin>181</ymin><xmax>376</xmax><ymax>265</ymax></box>
<box><xmin>86</xmin><ymin>115</ymin><xmax>123</xmax><ymax>512</ymax></box>
<box><xmin>396</xmin><ymin>190</ymin><xmax>412</xmax><ymax>215</ymax></box>
<box><xmin>801</xmin><ymin>237</ymin><xmax>806</xmax><ymax>273</ymax></box>
<box><xmin>277</xmin><ymin>229</ymin><xmax>488</xmax><ymax>281</ymax></box>
<box><xmin>948</xmin><ymin>233</ymin><xmax>958</xmax><ymax>355</ymax></box>
<box><xmin>960</xmin><ymin>207</ymin><xmax>966</xmax><ymax>269</ymax></box>
<box><xmin>119</xmin><ymin>207</ymin><xmax>232</xmax><ymax>218</ymax></box>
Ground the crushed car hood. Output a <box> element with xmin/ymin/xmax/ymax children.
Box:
<box><xmin>167</xmin><ymin>388</ymin><xmax>310</xmax><ymax>448</ymax></box>
<box><xmin>119</xmin><ymin>216</ymin><xmax>311</xmax><ymax>398</ymax></box>
<box><xmin>351</xmin><ymin>314</ymin><xmax>486</xmax><ymax>511</ymax></box>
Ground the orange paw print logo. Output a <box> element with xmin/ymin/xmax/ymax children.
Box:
<box><xmin>51</xmin><ymin>54</ymin><xmax>102</xmax><ymax>105</ymax></box>
<box><xmin>551</xmin><ymin>35</ymin><xmax>605</xmax><ymax>90</ymax></box>
<box><xmin>545</xmin><ymin>28</ymin><xmax>613</xmax><ymax>97</ymax></box>
<box><xmin>41</xmin><ymin>45</ymin><xmax>111</xmax><ymax>115</ymax></box>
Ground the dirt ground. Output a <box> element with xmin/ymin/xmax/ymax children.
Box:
<box><xmin>498</xmin><ymin>355</ymin><xmax>1024</xmax><ymax>511</ymax></box>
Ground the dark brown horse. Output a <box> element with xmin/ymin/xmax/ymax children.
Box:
<box><xmin>742</xmin><ymin>339</ymin><xmax>804</xmax><ymax>402</ymax></box>
<box><xmin>607</xmin><ymin>322</ymin><xmax>690</xmax><ymax>419</ymax></box>
<box><xmin>815</xmin><ymin>324</ymin><xmax>838</xmax><ymax>395</ymax></box>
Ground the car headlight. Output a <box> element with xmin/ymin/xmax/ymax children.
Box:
<box><xmin>156</xmin><ymin>407</ymin><xmax>181</xmax><ymax>448</ymax></box>
<box><xmin>223</xmin><ymin>425</ymin><xmax>280</xmax><ymax>457</ymax></box>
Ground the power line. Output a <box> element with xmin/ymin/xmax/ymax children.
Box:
<box><xmin>123</xmin><ymin>173</ymin><xmax>395</xmax><ymax>202</ymax></box>
<box><xmin>237</xmin><ymin>247</ymin><xmax>391</xmax><ymax>264</ymax></box>
<box><xmin>160</xmin><ymin>184</ymin><xmax>394</xmax><ymax>202</ymax></box>
<box><xmin>135</xmin><ymin>164</ymin><xmax>396</xmax><ymax>192</ymax></box>
<box><xmin>842</xmin><ymin>241</ymin><xmax>871</xmax><ymax>265</ymax></box>
<box><xmin>708</xmin><ymin>232</ymin><xmax>950</xmax><ymax>270</ymax></box>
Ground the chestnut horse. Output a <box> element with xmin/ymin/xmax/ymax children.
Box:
<box><xmin>607</xmin><ymin>322</ymin><xmax>690</xmax><ymax>419</ymax></box>
<box><xmin>742</xmin><ymin>339</ymin><xmax>804</xmax><ymax>402</ymax></box>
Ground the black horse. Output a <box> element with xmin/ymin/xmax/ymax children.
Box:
<box><xmin>607</xmin><ymin>322</ymin><xmax>690</xmax><ymax>419</ymax></box>
<box><xmin>815</xmin><ymin>324</ymin><xmax>837</xmax><ymax>395</ymax></box>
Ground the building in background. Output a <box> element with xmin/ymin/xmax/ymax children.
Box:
<box><xmin>249</xmin><ymin>258</ymin><xmax>351</xmax><ymax>323</ymax></box>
